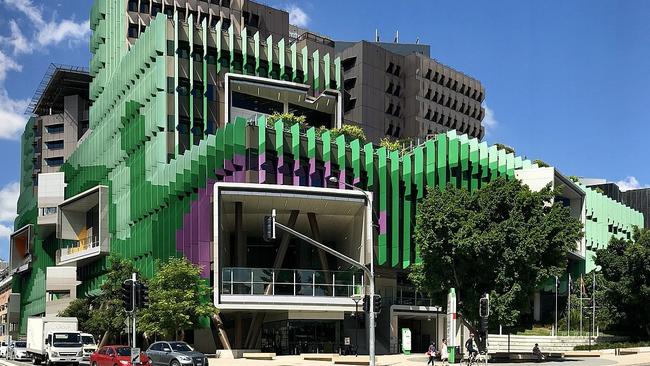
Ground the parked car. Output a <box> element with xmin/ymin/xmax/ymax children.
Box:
<box><xmin>146</xmin><ymin>342</ymin><xmax>206</xmax><ymax>366</ymax></box>
<box><xmin>0</xmin><ymin>342</ymin><xmax>7</xmax><ymax>358</ymax></box>
<box><xmin>90</xmin><ymin>346</ymin><xmax>150</xmax><ymax>366</ymax></box>
<box><xmin>8</xmin><ymin>340</ymin><xmax>30</xmax><ymax>361</ymax></box>
<box><xmin>81</xmin><ymin>333</ymin><xmax>97</xmax><ymax>361</ymax></box>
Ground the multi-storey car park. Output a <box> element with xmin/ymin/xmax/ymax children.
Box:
<box><xmin>10</xmin><ymin>0</ymin><xmax>645</xmax><ymax>356</ymax></box>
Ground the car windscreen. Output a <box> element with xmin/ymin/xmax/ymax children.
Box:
<box><xmin>169</xmin><ymin>342</ymin><xmax>193</xmax><ymax>352</ymax></box>
<box><xmin>52</xmin><ymin>333</ymin><xmax>82</xmax><ymax>347</ymax></box>
<box><xmin>15</xmin><ymin>342</ymin><xmax>26</xmax><ymax>348</ymax></box>
<box><xmin>82</xmin><ymin>336</ymin><xmax>95</xmax><ymax>344</ymax></box>
<box><xmin>116</xmin><ymin>347</ymin><xmax>132</xmax><ymax>356</ymax></box>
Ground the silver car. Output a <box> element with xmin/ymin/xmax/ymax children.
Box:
<box><xmin>8</xmin><ymin>341</ymin><xmax>29</xmax><ymax>361</ymax></box>
<box><xmin>146</xmin><ymin>342</ymin><xmax>207</xmax><ymax>366</ymax></box>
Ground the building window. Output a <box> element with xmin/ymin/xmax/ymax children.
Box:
<box><xmin>393</xmin><ymin>105</ymin><xmax>401</xmax><ymax>117</ymax></box>
<box><xmin>152</xmin><ymin>3</ymin><xmax>162</xmax><ymax>16</ymax></box>
<box><xmin>393</xmin><ymin>65</ymin><xmax>401</xmax><ymax>76</ymax></box>
<box><xmin>385</xmin><ymin>103</ymin><xmax>394</xmax><ymax>115</ymax></box>
<box><xmin>128</xmin><ymin>23</ymin><xmax>138</xmax><ymax>38</ymax></box>
<box><xmin>164</xmin><ymin>7</ymin><xmax>173</xmax><ymax>18</ymax></box>
<box><xmin>386</xmin><ymin>62</ymin><xmax>394</xmax><ymax>74</ymax></box>
<box><xmin>177</xmin><ymin>78</ymin><xmax>191</xmax><ymax>96</ymax></box>
<box><xmin>221</xmin><ymin>0</ymin><xmax>230</xmax><ymax>7</ymax></box>
<box><xmin>393</xmin><ymin>85</ymin><xmax>401</xmax><ymax>97</ymax></box>
<box><xmin>177</xmin><ymin>42</ymin><xmax>190</xmax><ymax>59</ymax></box>
<box><xmin>386</xmin><ymin>82</ymin><xmax>394</xmax><ymax>94</ymax></box>
<box><xmin>140</xmin><ymin>2</ymin><xmax>149</xmax><ymax>13</ymax></box>
<box><xmin>128</xmin><ymin>0</ymin><xmax>138</xmax><ymax>12</ymax></box>
<box><xmin>210</xmin><ymin>16</ymin><xmax>220</xmax><ymax>28</ymax></box>
<box><xmin>45</xmin><ymin>157</ymin><xmax>64</xmax><ymax>167</ymax></box>
<box><xmin>45</xmin><ymin>124</ymin><xmax>64</xmax><ymax>134</ymax></box>
<box><xmin>221</xmin><ymin>18</ymin><xmax>231</xmax><ymax>30</ymax></box>
<box><xmin>45</xmin><ymin>140</ymin><xmax>64</xmax><ymax>150</ymax></box>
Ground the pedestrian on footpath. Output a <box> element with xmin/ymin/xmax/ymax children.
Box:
<box><xmin>439</xmin><ymin>339</ymin><xmax>449</xmax><ymax>365</ymax></box>
<box><xmin>427</xmin><ymin>341</ymin><xmax>437</xmax><ymax>365</ymax></box>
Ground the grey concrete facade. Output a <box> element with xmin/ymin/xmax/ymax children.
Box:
<box><xmin>337</xmin><ymin>41</ymin><xmax>485</xmax><ymax>143</ymax></box>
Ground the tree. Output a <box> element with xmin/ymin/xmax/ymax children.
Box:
<box><xmin>139</xmin><ymin>257</ymin><xmax>217</xmax><ymax>340</ymax></box>
<box><xmin>59</xmin><ymin>298</ymin><xmax>98</xmax><ymax>335</ymax></box>
<box><xmin>409</xmin><ymin>178</ymin><xmax>582</xmax><ymax>332</ymax></box>
<box><xmin>495</xmin><ymin>143</ymin><xmax>515</xmax><ymax>155</ymax></box>
<box><xmin>59</xmin><ymin>254</ymin><xmax>139</xmax><ymax>346</ymax></box>
<box><xmin>595</xmin><ymin>227</ymin><xmax>650</xmax><ymax>337</ymax></box>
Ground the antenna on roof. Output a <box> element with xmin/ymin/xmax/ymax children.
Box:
<box><xmin>375</xmin><ymin>29</ymin><xmax>379</xmax><ymax>42</ymax></box>
<box><xmin>394</xmin><ymin>30</ymin><xmax>399</xmax><ymax>43</ymax></box>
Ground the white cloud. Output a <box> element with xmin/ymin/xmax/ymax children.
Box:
<box><xmin>616</xmin><ymin>176</ymin><xmax>649</xmax><ymax>192</ymax></box>
<box><xmin>0</xmin><ymin>224</ymin><xmax>13</xmax><ymax>239</ymax></box>
<box><xmin>482</xmin><ymin>104</ymin><xmax>498</xmax><ymax>136</ymax></box>
<box><xmin>286</xmin><ymin>4</ymin><xmax>310</xmax><ymax>28</ymax></box>
<box><xmin>0</xmin><ymin>182</ymin><xmax>19</xmax><ymax>222</ymax></box>
<box><xmin>1</xmin><ymin>20</ymin><xmax>32</xmax><ymax>55</ymax></box>
<box><xmin>0</xmin><ymin>49</ymin><xmax>22</xmax><ymax>81</ymax></box>
<box><xmin>2</xmin><ymin>0</ymin><xmax>44</xmax><ymax>26</ymax></box>
<box><xmin>37</xmin><ymin>19</ymin><xmax>90</xmax><ymax>46</ymax></box>
<box><xmin>0</xmin><ymin>89</ymin><xmax>29</xmax><ymax>139</ymax></box>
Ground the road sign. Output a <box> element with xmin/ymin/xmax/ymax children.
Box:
<box><xmin>131</xmin><ymin>348</ymin><xmax>141</xmax><ymax>364</ymax></box>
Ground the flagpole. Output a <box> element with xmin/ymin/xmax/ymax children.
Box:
<box><xmin>566</xmin><ymin>273</ymin><xmax>571</xmax><ymax>337</ymax></box>
<box><xmin>580</xmin><ymin>275</ymin><xmax>583</xmax><ymax>337</ymax></box>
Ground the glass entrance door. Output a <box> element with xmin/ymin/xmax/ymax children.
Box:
<box><xmin>261</xmin><ymin>320</ymin><xmax>339</xmax><ymax>355</ymax></box>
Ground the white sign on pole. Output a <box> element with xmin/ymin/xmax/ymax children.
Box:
<box><xmin>447</xmin><ymin>288</ymin><xmax>457</xmax><ymax>347</ymax></box>
<box><xmin>131</xmin><ymin>348</ymin><xmax>141</xmax><ymax>364</ymax></box>
<box><xmin>344</xmin><ymin>337</ymin><xmax>351</xmax><ymax>346</ymax></box>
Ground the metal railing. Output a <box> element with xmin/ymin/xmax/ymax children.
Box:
<box><xmin>62</xmin><ymin>236</ymin><xmax>100</xmax><ymax>255</ymax></box>
<box><xmin>222</xmin><ymin>267</ymin><xmax>364</xmax><ymax>297</ymax></box>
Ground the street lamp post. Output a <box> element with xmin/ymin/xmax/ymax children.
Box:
<box><xmin>328</xmin><ymin>176</ymin><xmax>376</xmax><ymax>366</ymax></box>
<box><xmin>352</xmin><ymin>294</ymin><xmax>363</xmax><ymax>356</ymax></box>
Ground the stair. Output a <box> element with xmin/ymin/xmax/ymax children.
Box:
<box><xmin>487</xmin><ymin>335</ymin><xmax>604</xmax><ymax>353</ymax></box>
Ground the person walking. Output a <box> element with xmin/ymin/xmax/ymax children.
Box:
<box><xmin>427</xmin><ymin>341</ymin><xmax>437</xmax><ymax>365</ymax></box>
<box><xmin>439</xmin><ymin>339</ymin><xmax>449</xmax><ymax>365</ymax></box>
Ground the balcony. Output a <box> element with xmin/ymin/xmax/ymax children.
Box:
<box><xmin>10</xmin><ymin>225</ymin><xmax>34</xmax><ymax>275</ymax></box>
<box><xmin>57</xmin><ymin>236</ymin><xmax>101</xmax><ymax>265</ymax></box>
<box><xmin>219</xmin><ymin>267</ymin><xmax>364</xmax><ymax>311</ymax></box>
<box><xmin>56</xmin><ymin>186</ymin><xmax>109</xmax><ymax>265</ymax></box>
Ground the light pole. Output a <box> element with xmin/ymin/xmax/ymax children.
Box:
<box><xmin>352</xmin><ymin>293</ymin><xmax>363</xmax><ymax>356</ymax></box>
<box><xmin>328</xmin><ymin>176</ymin><xmax>376</xmax><ymax>366</ymax></box>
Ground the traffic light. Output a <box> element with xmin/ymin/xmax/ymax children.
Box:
<box><xmin>262</xmin><ymin>211</ymin><xmax>276</xmax><ymax>242</ymax></box>
<box><xmin>135</xmin><ymin>282</ymin><xmax>149</xmax><ymax>308</ymax></box>
<box><xmin>374</xmin><ymin>295</ymin><xmax>382</xmax><ymax>314</ymax></box>
<box><xmin>479</xmin><ymin>294</ymin><xmax>490</xmax><ymax>318</ymax></box>
<box><xmin>122</xmin><ymin>281</ymin><xmax>134</xmax><ymax>312</ymax></box>
<box><xmin>362</xmin><ymin>295</ymin><xmax>370</xmax><ymax>313</ymax></box>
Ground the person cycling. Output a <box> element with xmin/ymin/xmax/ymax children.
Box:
<box><xmin>465</xmin><ymin>334</ymin><xmax>478</xmax><ymax>362</ymax></box>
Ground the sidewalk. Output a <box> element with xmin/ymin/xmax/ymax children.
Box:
<box><xmin>205</xmin><ymin>352</ymin><xmax>650</xmax><ymax>366</ymax></box>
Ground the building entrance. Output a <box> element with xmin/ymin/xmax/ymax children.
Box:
<box><xmin>261</xmin><ymin>320</ymin><xmax>339</xmax><ymax>355</ymax></box>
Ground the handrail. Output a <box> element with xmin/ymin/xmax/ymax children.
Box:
<box><xmin>222</xmin><ymin>267</ymin><xmax>363</xmax><ymax>297</ymax></box>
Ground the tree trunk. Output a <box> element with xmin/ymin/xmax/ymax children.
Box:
<box><xmin>98</xmin><ymin>331</ymin><xmax>111</xmax><ymax>348</ymax></box>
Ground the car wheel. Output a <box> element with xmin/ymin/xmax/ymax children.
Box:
<box><xmin>92</xmin><ymin>362</ymin><xmax>98</xmax><ymax>366</ymax></box>
<box><xmin>170</xmin><ymin>359</ymin><xmax>181</xmax><ymax>366</ymax></box>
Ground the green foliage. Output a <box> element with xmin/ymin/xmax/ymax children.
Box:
<box><xmin>58</xmin><ymin>298</ymin><xmax>97</xmax><ymax>335</ymax></box>
<box><xmin>594</xmin><ymin>187</ymin><xmax>605</xmax><ymax>194</ymax></box>
<box><xmin>495</xmin><ymin>143</ymin><xmax>516</xmax><ymax>155</ymax></box>
<box><xmin>329</xmin><ymin>124</ymin><xmax>367</xmax><ymax>143</ymax></box>
<box><xmin>60</xmin><ymin>255</ymin><xmax>138</xmax><ymax>343</ymax></box>
<box><xmin>266</xmin><ymin>112</ymin><xmax>307</xmax><ymax>128</ymax></box>
<box><xmin>379</xmin><ymin>138</ymin><xmax>401</xmax><ymax>152</ymax></box>
<box><xmin>409</xmin><ymin>178</ymin><xmax>583</xmax><ymax>329</ymax></box>
<box><xmin>139</xmin><ymin>257</ymin><xmax>217</xmax><ymax>340</ymax></box>
<box><xmin>595</xmin><ymin>228</ymin><xmax>650</xmax><ymax>337</ymax></box>
<box><xmin>574</xmin><ymin>341</ymin><xmax>650</xmax><ymax>351</ymax></box>
<box><xmin>533</xmin><ymin>159</ymin><xmax>550</xmax><ymax>168</ymax></box>
<box><xmin>568</xmin><ymin>176</ymin><xmax>580</xmax><ymax>183</ymax></box>
<box><xmin>557</xmin><ymin>273</ymin><xmax>616</xmax><ymax>333</ymax></box>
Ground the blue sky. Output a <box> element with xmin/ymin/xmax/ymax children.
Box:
<box><xmin>0</xmin><ymin>0</ymin><xmax>649</xmax><ymax>259</ymax></box>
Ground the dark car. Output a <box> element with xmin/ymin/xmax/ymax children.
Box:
<box><xmin>146</xmin><ymin>342</ymin><xmax>206</xmax><ymax>366</ymax></box>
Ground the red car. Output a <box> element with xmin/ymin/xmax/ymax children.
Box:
<box><xmin>91</xmin><ymin>345</ymin><xmax>151</xmax><ymax>366</ymax></box>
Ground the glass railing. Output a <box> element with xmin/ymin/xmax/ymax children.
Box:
<box><xmin>62</xmin><ymin>236</ymin><xmax>100</xmax><ymax>255</ymax></box>
<box><xmin>222</xmin><ymin>267</ymin><xmax>364</xmax><ymax>297</ymax></box>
